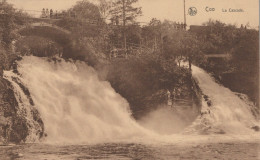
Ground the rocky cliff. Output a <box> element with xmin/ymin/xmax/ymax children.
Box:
<box><xmin>0</xmin><ymin>58</ymin><xmax>45</xmax><ymax>144</ymax></box>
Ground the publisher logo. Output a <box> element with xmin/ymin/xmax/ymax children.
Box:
<box><xmin>188</xmin><ymin>7</ymin><xmax>197</xmax><ymax>16</ymax></box>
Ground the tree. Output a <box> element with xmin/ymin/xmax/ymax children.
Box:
<box><xmin>141</xmin><ymin>18</ymin><xmax>162</xmax><ymax>51</ymax></box>
<box><xmin>15</xmin><ymin>36</ymin><xmax>63</xmax><ymax>57</ymax></box>
<box><xmin>72</xmin><ymin>0</ymin><xmax>102</xmax><ymax>22</ymax></box>
<box><xmin>232</xmin><ymin>29</ymin><xmax>259</xmax><ymax>74</ymax></box>
<box><xmin>55</xmin><ymin>0</ymin><xmax>110</xmax><ymax>51</ymax></box>
<box><xmin>125</xmin><ymin>24</ymin><xmax>141</xmax><ymax>45</ymax></box>
<box><xmin>194</xmin><ymin>19</ymin><xmax>238</xmax><ymax>54</ymax></box>
<box><xmin>109</xmin><ymin>0</ymin><xmax>142</xmax><ymax>51</ymax></box>
<box><xmin>55</xmin><ymin>0</ymin><xmax>103</xmax><ymax>37</ymax></box>
<box><xmin>0</xmin><ymin>2</ymin><xmax>16</xmax><ymax>46</ymax></box>
<box><xmin>109</xmin><ymin>0</ymin><xmax>142</xmax><ymax>25</ymax></box>
<box><xmin>107</xmin><ymin>50</ymin><xmax>190</xmax><ymax>118</ymax></box>
<box><xmin>98</xmin><ymin>0</ymin><xmax>113</xmax><ymax>20</ymax></box>
<box><xmin>179</xmin><ymin>32</ymin><xmax>201</xmax><ymax>71</ymax></box>
<box><xmin>0</xmin><ymin>2</ymin><xmax>29</xmax><ymax>69</ymax></box>
<box><xmin>0</xmin><ymin>2</ymin><xmax>29</xmax><ymax>46</ymax></box>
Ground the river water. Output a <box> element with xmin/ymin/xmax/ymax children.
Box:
<box><xmin>2</xmin><ymin>56</ymin><xmax>260</xmax><ymax>160</ymax></box>
<box><xmin>0</xmin><ymin>141</ymin><xmax>259</xmax><ymax>160</ymax></box>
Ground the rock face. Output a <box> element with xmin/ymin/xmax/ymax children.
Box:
<box><xmin>0</xmin><ymin>76</ymin><xmax>44</xmax><ymax>144</ymax></box>
<box><xmin>191</xmin><ymin>78</ymin><xmax>202</xmax><ymax>108</ymax></box>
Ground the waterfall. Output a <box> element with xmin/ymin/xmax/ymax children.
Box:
<box><xmin>3</xmin><ymin>56</ymin><xmax>259</xmax><ymax>144</ymax></box>
<box><xmin>3</xmin><ymin>70</ymin><xmax>44</xmax><ymax>142</ymax></box>
<box><xmin>4</xmin><ymin>56</ymin><xmax>152</xmax><ymax>143</ymax></box>
<box><xmin>188</xmin><ymin>66</ymin><xmax>259</xmax><ymax>134</ymax></box>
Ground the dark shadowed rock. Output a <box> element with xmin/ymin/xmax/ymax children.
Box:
<box><xmin>251</xmin><ymin>126</ymin><xmax>260</xmax><ymax>132</ymax></box>
<box><xmin>203</xmin><ymin>95</ymin><xmax>209</xmax><ymax>101</ymax></box>
<box><xmin>207</xmin><ymin>100</ymin><xmax>212</xmax><ymax>107</ymax></box>
<box><xmin>0</xmin><ymin>76</ymin><xmax>45</xmax><ymax>143</ymax></box>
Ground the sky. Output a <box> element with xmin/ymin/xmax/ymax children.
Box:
<box><xmin>7</xmin><ymin>0</ymin><xmax>259</xmax><ymax>28</ymax></box>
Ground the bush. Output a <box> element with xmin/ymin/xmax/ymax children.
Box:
<box><xmin>106</xmin><ymin>52</ymin><xmax>190</xmax><ymax>118</ymax></box>
<box><xmin>16</xmin><ymin>36</ymin><xmax>63</xmax><ymax>57</ymax></box>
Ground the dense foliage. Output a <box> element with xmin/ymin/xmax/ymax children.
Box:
<box><xmin>107</xmin><ymin>52</ymin><xmax>190</xmax><ymax>118</ymax></box>
<box><xmin>0</xmin><ymin>2</ymin><xmax>29</xmax><ymax>69</ymax></box>
<box><xmin>1</xmin><ymin>0</ymin><xmax>258</xmax><ymax>117</ymax></box>
<box><xmin>194</xmin><ymin>20</ymin><xmax>259</xmax><ymax>104</ymax></box>
<box><xmin>16</xmin><ymin>36</ymin><xmax>63</xmax><ymax>57</ymax></box>
<box><xmin>48</xmin><ymin>1</ymin><xmax>260</xmax><ymax>109</ymax></box>
<box><xmin>109</xmin><ymin>0</ymin><xmax>142</xmax><ymax>25</ymax></box>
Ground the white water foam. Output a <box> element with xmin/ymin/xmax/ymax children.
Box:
<box><xmin>188</xmin><ymin>66</ymin><xmax>259</xmax><ymax>134</ymax></box>
<box><xmin>3</xmin><ymin>56</ymin><xmax>259</xmax><ymax>144</ymax></box>
<box><xmin>4</xmin><ymin>71</ymin><xmax>43</xmax><ymax>142</ymax></box>
<box><xmin>4</xmin><ymin>56</ymin><xmax>155</xmax><ymax>143</ymax></box>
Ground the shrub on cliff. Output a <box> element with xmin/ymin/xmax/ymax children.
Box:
<box><xmin>15</xmin><ymin>36</ymin><xmax>63</xmax><ymax>57</ymax></box>
<box><xmin>194</xmin><ymin>20</ymin><xmax>259</xmax><ymax>105</ymax></box>
<box><xmin>54</xmin><ymin>0</ymin><xmax>108</xmax><ymax>53</ymax></box>
<box><xmin>0</xmin><ymin>44</ymin><xmax>7</xmax><ymax>70</ymax></box>
<box><xmin>0</xmin><ymin>2</ymin><xmax>29</xmax><ymax>47</ymax></box>
<box><xmin>107</xmin><ymin>52</ymin><xmax>190</xmax><ymax>118</ymax></box>
<box><xmin>230</xmin><ymin>29</ymin><xmax>259</xmax><ymax>104</ymax></box>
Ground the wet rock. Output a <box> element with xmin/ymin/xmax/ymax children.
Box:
<box><xmin>207</xmin><ymin>100</ymin><xmax>212</xmax><ymax>107</ymax></box>
<box><xmin>251</xmin><ymin>126</ymin><xmax>260</xmax><ymax>132</ymax></box>
<box><xmin>203</xmin><ymin>95</ymin><xmax>209</xmax><ymax>101</ymax></box>
<box><xmin>0</xmin><ymin>76</ymin><xmax>45</xmax><ymax>143</ymax></box>
<box><xmin>8</xmin><ymin>152</ymin><xmax>24</xmax><ymax>159</ymax></box>
<box><xmin>214</xmin><ymin>129</ymin><xmax>226</xmax><ymax>134</ymax></box>
<box><xmin>11</xmin><ymin>77</ymin><xmax>35</xmax><ymax>106</ymax></box>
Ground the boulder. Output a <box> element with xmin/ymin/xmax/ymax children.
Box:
<box><xmin>0</xmin><ymin>76</ymin><xmax>45</xmax><ymax>143</ymax></box>
<box><xmin>251</xmin><ymin>126</ymin><xmax>260</xmax><ymax>132</ymax></box>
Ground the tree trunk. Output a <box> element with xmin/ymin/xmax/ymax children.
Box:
<box><xmin>188</xmin><ymin>57</ymin><xmax>192</xmax><ymax>72</ymax></box>
<box><xmin>122</xmin><ymin>0</ymin><xmax>127</xmax><ymax>56</ymax></box>
<box><xmin>188</xmin><ymin>56</ymin><xmax>193</xmax><ymax>101</ymax></box>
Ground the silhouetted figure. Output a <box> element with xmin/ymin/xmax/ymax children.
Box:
<box><xmin>41</xmin><ymin>8</ymin><xmax>46</xmax><ymax>18</ymax></box>
<box><xmin>55</xmin><ymin>10</ymin><xmax>58</xmax><ymax>19</ymax></box>
<box><xmin>110</xmin><ymin>47</ymin><xmax>118</xmax><ymax>58</ymax></box>
<box><xmin>115</xmin><ymin>16</ymin><xmax>119</xmax><ymax>25</ymax></box>
<box><xmin>177</xmin><ymin>22</ymin><xmax>180</xmax><ymax>29</ymax></box>
<box><xmin>61</xmin><ymin>11</ymin><xmax>66</xmax><ymax>18</ymax></box>
<box><xmin>184</xmin><ymin>23</ymin><xmax>187</xmax><ymax>30</ymax></box>
<box><xmin>46</xmin><ymin>9</ymin><xmax>49</xmax><ymax>18</ymax></box>
<box><xmin>167</xmin><ymin>90</ymin><xmax>172</xmax><ymax>106</ymax></box>
<box><xmin>173</xmin><ymin>22</ymin><xmax>177</xmax><ymax>29</ymax></box>
<box><xmin>172</xmin><ymin>89</ymin><xmax>176</xmax><ymax>107</ymax></box>
<box><xmin>50</xmin><ymin>9</ymin><xmax>53</xmax><ymax>18</ymax></box>
<box><xmin>181</xmin><ymin>22</ymin><xmax>184</xmax><ymax>29</ymax></box>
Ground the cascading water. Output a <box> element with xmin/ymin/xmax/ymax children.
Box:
<box><xmin>187</xmin><ymin>66</ymin><xmax>259</xmax><ymax>135</ymax></box>
<box><xmin>4</xmin><ymin>70</ymin><xmax>44</xmax><ymax>142</ymax></box>
<box><xmin>4</xmin><ymin>56</ymin><xmax>153</xmax><ymax>143</ymax></box>
<box><xmin>3</xmin><ymin>56</ymin><xmax>259</xmax><ymax>144</ymax></box>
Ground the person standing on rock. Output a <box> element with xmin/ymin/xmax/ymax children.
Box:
<box><xmin>171</xmin><ymin>88</ymin><xmax>176</xmax><ymax>107</ymax></box>
<box><xmin>46</xmin><ymin>9</ymin><xmax>50</xmax><ymax>18</ymax></box>
<box><xmin>167</xmin><ymin>90</ymin><xmax>172</xmax><ymax>106</ymax></box>
<box><xmin>50</xmin><ymin>9</ymin><xmax>53</xmax><ymax>18</ymax></box>
<box><xmin>41</xmin><ymin>8</ymin><xmax>46</xmax><ymax>18</ymax></box>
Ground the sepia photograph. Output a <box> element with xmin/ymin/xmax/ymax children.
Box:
<box><xmin>0</xmin><ymin>0</ymin><xmax>259</xmax><ymax>159</ymax></box>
